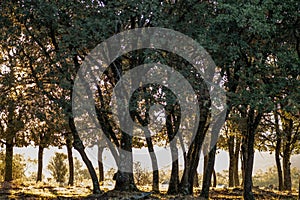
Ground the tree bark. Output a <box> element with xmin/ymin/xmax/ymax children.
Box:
<box><xmin>228</xmin><ymin>135</ymin><xmax>235</xmax><ymax>187</ymax></box>
<box><xmin>242</xmin><ymin>110</ymin><xmax>262</xmax><ymax>200</ymax></box>
<box><xmin>274</xmin><ymin>111</ymin><xmax>283</xmax><ymax>191</ymax></box>
<box><xmin>98</xmin><ymin>145</ymin><xmax>104</xmax><ymax>182</ymax></box>
<box><xmin>69</xmin><ymin>116</ymin><xmax>101</xmax><ymax>194</ymax></box>
<box><xmin>241</xmin><ymin>152</ymin><xmax>245</xmax><ymax>187</ymax></box>
<box><xmin>282</xmin><ymin>118</ymin><xmax>293</xmax><ymax>191</ymax></box>
<box><xmin>283</xmin><ymin>151</ymin><xmax>292</xmax><ymax>191</ymax></box>
<box><xmin>66</xmin><ymin>137</ymin><xmax>74</xmax><ymax>186</ymax></box>
<box><xmin>143</xmin><ymin>128</ymin><xmax>159</xmax><ymax>192</ymax></box>
<box><xmin>242</xmin><ymin>133</ymin><xmax>255</xmax><ymax>200</ymax></box>
<box><xmin>212</xmin><ymin>169</ymin><xmax>217</xmax><ymax>188</ymax></box>
<box><xmin>168</xmin><ymin>141</ymin><xmax>179</xmax><ymax>194</ymax></box>
<box><xmin>200</xmin><ymin>145</ymin><xmax>217</xmax><ymax>199</ymax></box>
<box><xmin>234</xmin><ymin>136</ymin><xmax>240</xmax><ymax>187</ymax></box>
<box><xmin>114</xmin><ymin>131</ymin><xmax>138</xmax><ymax>191</ymax></box>
<box><xmin>133</xmin><ymin>108</ymin><xmax>159</xmax><ymax>192</ymax></box>
<box><xmin>203</xmin><ymin>153</ymin><xmax>208</xmax><ymax>177</ymax></box>
<box><xmin>37</xmin><ymin>145</ymin><xmax>44</xmax><ymax>182</ymax></box>
<box><xmin>112</xmin><ymin>61</ymin><xmax>137</xmax><ymax>192</ymax></box>
<box><xmin>179</xmin><ymin>118</ymin><xmax>208</xmax><ymax>195</ymax></box>
<box><xmin>166</xmin><ymin>111</ymin><xmax>179</xmax><ymax>194</ymax></box>
<box><xmin>5</xmin><ymin>138</ymin><xmax>13</xmax><ymax>182</ymax></box>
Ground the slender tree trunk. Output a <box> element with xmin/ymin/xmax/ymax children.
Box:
<box><xmin>212</xmin><ymin>169</ymin><xmax>217</xmax><ymax>188</ymax></box>
<box><xmin>166</xmin><ymin>111</ymin><xmax>179</xmax><ymax>194</ymax></box>
<box><xmin>143</xmin><ymin>128</ymin><xmax>159</xmax><ymax>192</ymax></box>
<box><xmin>179</xmin><ymin>79</ymin><xmax>211</xmax><ymax>195</ymax></box>
<box><xmin>179</xmin><ymin>134</ymin><xmax>204</xmax><ymax>195</ymax></box>
<box><xmin>275</xmin><ymin>139</ymin><xmax>283</xmax><ymax>191</ymax></box>
<box><xmin>152</xmin><ymin>162</ymin><xmax>159</xmax><ymax>193</ymax></box>
<box><xmin>168</xmin><ymin>141</ymin><xmax>179</xmax><ymax>194</ymax></box>
<box><xmin>37</xmin><ymin>145</ymin><xmax>44</xmax><ymax>182</ymax></box>
<box><xmin>203</xmin><ymin>153</ymin><xmax>208</xmax><ymax>176</ymax></box>
<box><xmin>234</xmin><ymin>137</ymin><xmax>240</xmax><ymax>187</ymax></box>
<box><xmin>200</xmin><ymin>145</ymin><xmax>217</xmax><ymax>199</ymax></box>
<box><xmin>5</xmin><ymin>139</ymin><xmax>13</xmax><ymax>182</ymax></box>
<box><xmin>241</xmin><ymin>153</ymin><xmax>245</xmax><ymax>187</ymax></box>
<box><xmin>228</xmin><ymin>136</ymin><xmax>235</xmax><ymax>187</ymax></box>
<box><xmin>66</xmin><ymin>137</ymin><xmax>74</xmax><ymax>186</ymax></box>
<box><xmin>69</xmin><ymin>116</ymin><xmax>101</xmax><ymax>194</ymax></box>
<box><xmin>98</xmin><ymin>145</ymin><xmax>104</xmax><ymax>182</ymax></box>
<box><xmin>274</xmin><ymin>111</ymin><xmax>283</xmax><ymax>191</ymax></box>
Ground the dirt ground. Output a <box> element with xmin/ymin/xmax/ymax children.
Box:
<box><xmin>0</xmin><ymin>182</ymin><xmax>298</xmax><ymax>199</ymax></box>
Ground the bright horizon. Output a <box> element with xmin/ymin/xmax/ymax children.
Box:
<box><xmin>11</xmin><ymin>146</ymin><xmax>300</xmax><ymax>179</ymax></box>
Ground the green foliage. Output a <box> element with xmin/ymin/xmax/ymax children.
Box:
<box><xmin>47</xmin><ymin>152</ymin><xmax>68</xmax><ymax>183</ymax></box>
<box><xmin>0</xmin><ymin>151</ymin><xmax>26</xmax><ymax>181</ymax></box>
<box><xmin>1</xmin><ymin>0</ymin><xmax>299</xmax><ymax>196</ymax></box>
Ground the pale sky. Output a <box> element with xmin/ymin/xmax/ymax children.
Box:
<box><xmin>12</xmin><ymin>146</ymin><xmax>300</xmax><ymax>179</ymax></box>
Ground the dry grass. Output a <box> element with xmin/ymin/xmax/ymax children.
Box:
<box><xmin>0</xmin><ymin>181</ymin><xmax>298</xmax><ymax>199</ymax></box>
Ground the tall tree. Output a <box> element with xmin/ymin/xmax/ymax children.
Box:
<box><xmin>6</xmin><ymin>0</ymin><xmax>112</xmax><ymax>193</ymax></box>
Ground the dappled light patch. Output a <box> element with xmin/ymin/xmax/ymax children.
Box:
<box><xmin>209</xmin><ymin>187</ymin><xmax>298</xmax><ymax>200</ymax></box>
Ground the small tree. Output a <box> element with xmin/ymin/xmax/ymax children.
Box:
<box><xmin>74</xmin><ymin>157</ymin><xmax>90</xmax><ymax>182</ymax></box>
<box><xmin>133</xmin><ymin>162</ymin><xmax>143</xmax><ymax>186</ymax></box>
<box><xmin>47</xmin><ymin>153</ymin><xmax>68</xmax><ymax>183</ymax></box>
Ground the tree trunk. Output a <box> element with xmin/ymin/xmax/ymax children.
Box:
<box><xmin>234</xmin><ymin>136</ymin><xmax>240</xmax><ymax>187</ymax></box>
<box><xmin>98</xmin><ymin>145</ymin><xmax>104</xmax><ymax>182</ymax></box>
<box><xmin>69</xmin><ymin>116</ymin><xmax>101</xmax><ymax>194</ymax></box>
<box><xmin>166</xmin><ymin>111</ymin><xmax>179</xmax><ymax>195</ymax></box>
<box><xmin>5</xmin><ymin>139</ymin><xmax>13</xmax><ymax>182</ymax></box>
<box><xmin>241</xmin><ymin>153</ymin><xmax>245</xmax><ymax>187</ymax></box>
<box><xmin>242</xmin><ymin>111</ymin><xmax>262</xmax><ymax>200</ymax></box>
<box><xmin>228</xmin><ymin>135</ymin><xmax>235</xmax><ymax>187</ymax></box>
<box><xmin>283</xmin><ymin>152</ymin><xmax>292</xmax><ymax>191</ymax></box>
<box><xmin>179</xmin><ymin>116</ymin><xmax>208</xmax><ymax>195</ymax></box>
<box><xmin>143</xmin><ymin>128</ymin><xmax>159</xmax><ymax>193</ymax></box>
<box><xmin>179</xmin><ymin>79</ymin><xmax>212</xmax><ymax>195</ymax></box>
<box><xmin>275</xmin><ymin>136</ymin><xmax>283</xmax><ymax>191</ymax></box>
<box><xmin>274</xmin><ymin>111</ymin><xmax>283</xmax><ymax>191</ymax></box>
<box><xmin>168</xmin><ymin>141</ymin><xmax>179</xmax><ymax>194</ymax></box>
<box><xmin>200</xmin><ymin>145</ymin><xmax>217</xmax><ymax>199</ymax></box>
<box><xmin>203</xmin><ymin>153</ymin><xmax>208</xmax><ymax>177</ymax></box>
<box><xmin>66</xmin><ymin>137</ymin><xmax>74</xmax><ymax>186</ymax></box>
<box><xmin>242</xmin><ymin>133</ymin><xmax>255</xmax><ymax>200</ymax></box>
<box><xmin>282</xmin><ymin>118</ymin><xmax>293</xmax><ymax>191</ymax></box>
<box><xmin>212</xmin><ymin>169</ymin><xmax>217</xmax><ymax>188</ymax></box>
<box><xmin>114</xmin><ymin>131</ymin><xmax>138</xmax><ymax>191</ymax></box>
<box><xmin>113</xmin><ymin>63</ymin><xmax>137</xmax><ymax>191</ymax></box>
<box><xmin>36</xmin><ymin>145</ymin><xmax>44</xmax><ymax>182</ymax></box>
<box><xmin>152</xmin><ymin>167</ymin><xmax>159</xmax><ymax>192</ymax></box>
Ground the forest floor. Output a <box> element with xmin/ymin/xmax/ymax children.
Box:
<box><xmin>0</xmin><ymin>181</ymin><xmax>299</xmax><ymax>199</ymax></box>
